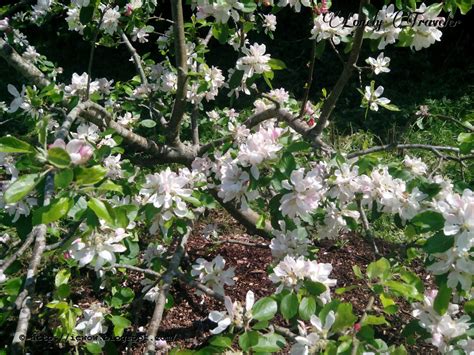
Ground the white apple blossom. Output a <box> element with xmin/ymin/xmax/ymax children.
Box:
<box><xmin>141</xmin><ymin>278</ymin><xmax>160</xmax><ymax>302</ymax></box>
<box><xmin>71</xmin><ymin>123</ymin><xmax>100</xmax><ymax>142</ymax></box>
<box><xmin>270</xmin><ymin>223</ymin><xmax>310</xmax><ymax>261</ymax></box>
<box><xmin>236</xmin><ymin>43</ymin><xmax>271</xmax><ymax>77</ymax></box>
<box><xmin>237</xmin><ymin>122</ymin><xmax>283</xmax><ymax>179</ymax></box>
<box><xmin>412</xmin><ymin>290</ymin><xmax>471</xmax><ymax>352</ymax></box>
<box><xmin>0</xmin><ymin>188</ymin><xmax>37</xmax><ymax>223</ymax></box>
<box><xmin>31</xmin><ymin>0</ymin><xmax>52</xmax><ymax>20</ymax></box>
<box><xmin>366</xmin><ymin>52</ymin><xmax>391</xmax><ymax>75</ymax></box>
<box><xmin>263</xmin><ymin>14</ymin><xmax>277</xmax><ymax>32</ymax></box>
<box><xmin>140</xmin><ymin>167</ymin><xmax>192</xmax><ymax>222</ymax></box>
<box><xmin>217</xmin><ymin>161</ymin><xmax>257</xmax><ymax>209</ymax></box>
<box><xmin>280</xmin><ymin>168</ymin><xmax>327</xmax><ymax>219</ymax></box>
<box><xmin>209</xmin><ymin>290</ymin><xmax>255</xmax><ymax>334</ymax></box>
<box><xmin>191</xmin><ymin>255</ymin><xmax>235</xmax><ymax>296</ymax></box>
<box><xmin>364</xmin><ymin>85</ymin><xmax>391</xmax><ymax>111</ymax></box>
<box><xmin>72</xmin><ymin>0</ymin><xmax>90</xmax><ymax>7</ymax></box>
<box><xmin>0</xmin><ymin>18</ymin><xmax>9</xmax><ymax>31</ymax></box>
<box><xmin>318</xmin><ymin>203</ymin><xmax>360</xmax><ymax>240</ymax></box>
<box><xmin>117</xmin><ymin>112</ymin><xmax>139</xmax><ymax>126</ymax></box>
<box><xmin>69</xmin><ymin>226</ymin><xmax>128</xmax><ymax>271</ymax></box>
<box><xmin>65</xmin><ymin>72</ymin><xmax>99</xmax><ymax>96</ymax></box>
<box><xmin>410</xmin><ymin>3</ymin><xmax>443</xmax><ymax>51</ymax></box>
<box><xmin>291</xmin><ymin>311</ymin><xmax>335</xmax><ymax>354</ymax></box>
<box><xmin>269</xmin><ymin>256</ymin><xmax>336</xmax><ymax>300</ymax></box>
<box><xmin>278</xmin><ymin>0</ymin><xmax>311</xmax><ymax>13</ymax></box>
<box><xmin>103</xmin><ymin>154</ymin><xmax>123</xmax><ymax>179</ymax></box>
<box><xmin>75</xmin><ymin>303</ymin><xmax>108</xmax><ymax>336</ymax></box>
<box><xmin>365</xmin><ymin>4</ymin><xmax>402</xmax><ymax>49</ymax></box>
<box><xmin>311</xmin><ymin>13</ymin><xmax>351</xmax><ymax>45</ymax></box>
<box><xmin>66</xmin><ymin>7</ymin><xmax>84</xmax><ymax>34</ymax></box>
<box><xmin>194</xmin><ymin>0</ymin><xmax>242</xmax><ymax>24</ymax></box>
<box><xmin>328</xmin><ymin>163</ymin><xmax>361</xmax><ymax>203</ymax></box>
<box><xmin>131</xmin><ymin>27</ymin><xmax>149</xmax><ymax>43</ymax></box>
<box><xmin>403</xmin><ymin>155</ymin><xmax>428</xmax><ymax>175</ymax></box>
<box><xmin>160</xmin><ymin>71</ymin><xmax>178</xmax><ymax>93</ymax></box>
<box><xmin>7</xmin><ymin>84</ymin><xmax>31</xmax><ymax>113</ymax></box>
<box><xmin>100</xmin><ymin>6</ymin><xmax>120</xmax><ymax>35</ymax></box>
<box><xmin>22</xmin><ymin>46</ymin><xmax>40</xmax><ymax>62</ymax></box>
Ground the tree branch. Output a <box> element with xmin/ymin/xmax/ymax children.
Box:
<box><xmin>0</xmin><ymin>38</ymin><xmax>51</xmax><ymax>88</ymax></box>
<box><xmin>346</xmin><ymin>143</ymin><xmax>469</xmax><ymax>159</ymax></box>
<box><xmin>167</xmin><ymin>0</ymin><xmax>188</xmax><ymax>146</ymax></box>
<box><xmin>120</xmin><ymin>30</ymin><xmax>148</xmax><ymax>85</ymax></box>
<box><xmin>310</xmin><ymin>0</ymin><xmax>369</xmax><ymax>138</ymax></box>
<box><xmin>146</xmin><ymin>229</ymin><xmax>191</xmax><ymax>354</ymax></box>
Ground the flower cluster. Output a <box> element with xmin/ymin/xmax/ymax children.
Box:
<box><xmin>269</xmin><ymin>256</ymin><xmax>336</xmax><ymax>303</ymax></box>
<box><xmin>140</xmin><ymin>167</ymin><xmax>193</xmax><ymax>232</ymax></box>
<box><xmin>69</xmin><ymin>225</ymin><xmax>128</xmax><ymax>271</ymax></box>
<box><xmin>209</xmin><ymin>290</ymin><xmax>254</xmax><ymax>334</ymax></box>
<box><xmin>191</xmin><ymin>255</ymin><xmax>235</xmax><ymax>296</ymax></box>
<box><xmin>412</xmin><ymin>290</ymin><xmax>471</xmax><ymax>352</ymax></box>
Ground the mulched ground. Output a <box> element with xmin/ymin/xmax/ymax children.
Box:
<box><xmin>2</xmin><ymin>209</ymin><xmax>437</xmax><ymax>354</ymax></box>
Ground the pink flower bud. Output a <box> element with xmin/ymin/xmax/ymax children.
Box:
<box><xmin>308</xmin><ymin>117</ymin><xmax>315</xmax><ymax>126</ymax></box>
<box><xmin>63</xmin><ymin>251</ymin><xmax>71</xmax><ymax>259</ymax></box>
<box><xmin>354</xmin><ymin>323</ymin><xmax>361</xmax><ymax>332</ymax></box>
<box><xmin>66</xmin><ymin>139</ymin><xmax>94</xmax><ymax>165</ymax></box>
<box><xmin>0</xmin><ymin>18</ymin><xmax>9</xmax><ymax>32</ymax></box>
<box><xmin>125</xmin><ymin>4</ymin><xmax>133</xmax><ymax>16</ymax></box>
<box><xmin>49</xmin><ymin>138</ymin><xmax>66</xmax><ymax>150</ymax></box>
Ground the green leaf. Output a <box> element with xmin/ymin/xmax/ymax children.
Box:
<box><xmin>433</xmin><ymin>282</ymin><xmax>451</xmax><ymax>316</ymax></box>
<box><xmin>268</xmin><ymin>58</ymin><xmax>287</xmax><ymax>70</ymax></box>
<box><xmin>85</xmin><ymin>342</ymin><xmax>103</xmax><ymax>353</ymax></box>
<box><xmin>212</xmin><ymin>23</ymin><xmax>230</xmax><ymax>44</ymax></box>
<box><xmin>75</xmin><ymin>165</ymin><xmax>107</xmax><ymax>185</ymax></box>
<box><xmin>352</xmin><ymin>265</ymin><xmax>363</xmax><ymax>279</ymax></box>
<box><xmin>240</xmin><ymin>0</ymin><xmax>257</xmax><ymax>13</ymax></box>
<box><xmin>140</xmin><ymin>119</ymin><xmax>156</xmax><ymax>128</ymax></box>
<box><xmin>88</xmin><ymin>197</ymin><xmax>115</xmax><ymax>225</ymax></box>
<box><xmin>380</xmin><ymin>293</ymin><xmax>398</xmax><ymax>314</ymax></box>
<box><xmin>55</xmin><ymin>269</ymin><xmax>71</xmax><ymax>288</ymax></box>
<box><xmin>280</xmin><ymin>292</ymin><xmax>298</xmax><ymax>320</ymax></box>
<box><xmin>423</xmin><ymin>233</ymin><xmax>454</xmax><ymax>253</ymax></box>
<box><xmin>54</xmin><ymin>169</ymin><xmax>73</xmax><ymax>189</ymax></box>
<box><xmin>210</xmin><ymin>335</ymin><xmax>233</xmax><ymax>348</ymax></box>
<box><xmin>304</xmin><ymin>280</ymin><xmax>327</xmax><ymax>296</ymax></box>
<box><xmin>239</xmin><ymin>331</ymin><xmax>258</xmax><ymax>351</ymax></box>
<box><xmin>410</xmin><ymin>211</ymin><xmax>444</xmax><ymax>233</ymax></box>
<box><xmin>362</xmin><ymin>315</ymin><xmax>389</xmax><ymax>326</ymax></box>
<box><xmin>251</xmin><ymin>333</ymin><xmax>286</xmax><ymax>353</ymax></box>
<box><xmin>385</xmin><ymin>281</ymin><xmax>422</xmax><ymax>301</ymax></box>
<box><xmin>366</xmin><ymin>258</ymin><xmax>390</xmax><ymax>281</ymax></box>
<box><xmin>252</xmin><ymin>297</ymin><xmax>278</xmax><ymax>321</ymax></box>
<box><xmin>79</xmin><ymin>5</ymin><xmax>95</xmax><ymax>25</ymax></box>
<box><xmin>47</xmin><ymin>147</ymin><xmax>71</xmax><ymax>168</ymax></box>
<box><xmin>464</xmin><ymin>300</ymin><xmax>474</xmax><ymax>316</ymax></box>
<box><xmin>3</xmin><ymin>277</ymin><xmax>23</xmax><ymax>296</ymax></box>
<box><xmin>110</xmin><ymin>315</ymin><xmax>131</xmax><ymax>337</ymax></box>
<box><xmin>286</xmin><ymin>141</ymin><xmax>311</xmax><ymax>153</ymax></box>
<box><xmin>4</xmin><ymin>173</ymin><xmax>39</xmax><ymax>204</ymax></box>
<box><xmin>0</xmin><ymin>136</ymin><xmax>34</xmax><ymax>153</ymax></box>
<box><xmin>332</xmin><ymin>303</ymin><xmax>357</xmax><ymax>332</ymax></box>
<box><xmin>456</xmin><ymin>0</ymin><xmax>472</xmax><ymax>14</ymax></box>
<box><xmin>298</xmin><ymin>296</ymin><xmax>317</xmax><ymax>321</ymax></box>
<box><xmin>98</xmin><ymin>180</ymin><xmax>123</xmax><ymax>194</ymax></box>
<box><xmin>256</xmin><ymin>214</ymin><xmax>266</xmax><ymax>230</ymax></box>
<box><xmin>33</xmin><ymin>197</ymin><xmax>71</xmax><ymax>225</ymax></box>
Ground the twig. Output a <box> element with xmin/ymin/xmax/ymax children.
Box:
<box><xmin>120</xmin><ymin>30</ymin><xmax>148</xmax><ymax>85</ymax></box>
<box><xmin>299</xmin><ymin>36</ymin><xmax>318</xmax><ymax>119</ymax></box>
<box><xmin>215</xmin><ymin>239</ymin><xmax>269</xmax><ymax>248</ymax></box>
<box><xmin>145</xmin><ymin>228</ymin><xmax>192</xmax><ymax>354</ymax></box>
<box><xmin>310</xmin><ymin>0</ymin><xmax>370</xmax><ymax>138</ymax></box>
<box><xmin>167</xmin><ymin>0</ymin><xmax>189</xmax><ymax>146</ymax></box>
<box><xmin>110</xmin><ymin>263</ymin><xmax>161</xmax><ymax>278</ymax></box>
<box><xmin>0</xmin><ymin>232</ymin><xmax>35</xmax><ymax>272</ymax></box>
<box><xmin>357</xmin><ymin>200</ymin><xmax>379</xmax><ymax>258</ymax></box>
<box><xmin>347</xmin><ymin>143</ymin><xmax>469</xmax><ymax>159</ymax></box>
<box><xmin>435</xmin><ymin>114</ymin><xmax>474</xmax><ymax>132</ymax></box>
<box><xmin>191</xmin><ymin>104</ymin><xmax>200</xmax><ymax>145</ymax></box>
